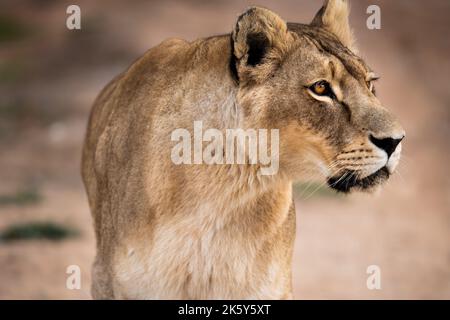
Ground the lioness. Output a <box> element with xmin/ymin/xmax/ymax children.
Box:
<box><xmin>82</xmin><ymin>0</ymin><xmax>404</xmax><ymax>299</ymax></box>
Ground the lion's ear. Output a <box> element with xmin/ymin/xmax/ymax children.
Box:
<box><xmin>231</xmin><ymin>7</ymin><xmax>293</xmax><ymax>84</ymax></box>
<box><xmin>311</xmin><ymin>0</ymin><xmax>357</xmax><ymax>52</ymax></box>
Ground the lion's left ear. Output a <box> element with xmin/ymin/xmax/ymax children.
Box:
<box><xmin>232</xmin><ymin>7</ymin><xmax>293</xmax><ymax>84</ymax></box>
<box><xmin>311</xmin><ymin>0</ymin><xmax>357</xmax><ymax>52</ymax></box>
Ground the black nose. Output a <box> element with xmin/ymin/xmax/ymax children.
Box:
<box><xmin>370</xmin><ymin>135</ymin><xmax>404</xmax><ymax>158</ymax></box>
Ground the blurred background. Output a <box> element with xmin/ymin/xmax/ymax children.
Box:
<box><xmin>0</xmin><ymin>0</ymin><xmax>449</xmax><ymax>299</ymax></box>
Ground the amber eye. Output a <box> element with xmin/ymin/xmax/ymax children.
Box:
<box><xmin>309</xmin><ymin>80</ymin><xmax>335</xmax><ymax>98</ymax></box>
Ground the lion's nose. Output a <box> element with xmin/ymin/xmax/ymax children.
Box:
<box><xmin>369</xmin><ymin>135</ymin><xmax>404</xmax><ymax>158</ymax></box>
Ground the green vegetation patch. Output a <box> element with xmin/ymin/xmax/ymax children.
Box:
<box><xmin>0</xmin><ymin>60</ymin><xmax>26</xmax><ymax>83</ymax></box>
<box><xmin>0</xmin><ymin>15</ymin><xmax>29</xmax><ymax>42</ymax></box>
<box><xmin>0</xmin><ymin>222</ymin><xmax>79</xmax><ymax>242</ymax></box>
<box><xmin>0</xmin><ymin>188</ymin><xmax>42</xmax><ymax>206</ymax></box>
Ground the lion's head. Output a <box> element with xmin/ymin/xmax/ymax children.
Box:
<box><xmin>231</xmin><ymin>1</ymin><xmax>405</xmax><ymax>193</ymax></box>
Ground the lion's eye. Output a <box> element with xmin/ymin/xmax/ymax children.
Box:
<box><xmin>309</xmin><ymin>80</ymin><xmax>335</xmax><ymax>98</ymax></box>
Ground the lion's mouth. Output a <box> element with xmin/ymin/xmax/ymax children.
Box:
<box><xmin>327</xmin><ymin>167</ymin><xmax>390</xmax><ymax>193</ymax></box>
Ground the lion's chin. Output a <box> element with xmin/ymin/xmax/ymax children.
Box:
<box><xmin>327</xmin><ymin>167</ymin><xmax>390</xmax><ymax>194</ymax></box>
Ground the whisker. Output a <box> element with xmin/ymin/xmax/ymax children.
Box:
<box><xmin>298</xmin><ymin>159</ymin><xmax>341</xmax><ymax>198</ymax></box>
<box><xmin>329</xmin><ymin>171</ymin><xmax>349</xmax><ymax>188</ymax></box>
<box><xmin>299</xmin><ymin>159</ymin><xmax>344</xmax><ymax>199</ymax></box>
<box><xmin>303</xmin><ymin>179</ymin><xmax>331</xmax><ymax>200</ymax></box>
<box><xmin>394</xmin><ymin>167</ymin><xmax>406</xmax><ymax>184</ymax></box>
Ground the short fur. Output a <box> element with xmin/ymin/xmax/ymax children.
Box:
<box><xmin>82</xmin><ymin>0</ymin><xmax>404</xmax><ymax>299</ymax></box>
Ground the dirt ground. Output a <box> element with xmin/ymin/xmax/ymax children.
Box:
<box><xmin>0</xmin><ymin>0</ymin><xmax>449</xmax><ymax>299</ymax></box>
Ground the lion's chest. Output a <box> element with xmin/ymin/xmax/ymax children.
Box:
<box><xmin>112</xmin><ymin>208</ymin><xmax>285</xmax><ymax>299</ymax></box>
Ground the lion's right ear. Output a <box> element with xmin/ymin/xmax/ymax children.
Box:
<box><xmin>231</xmin><ymin>7</ymin><xmax>293</xmax><ymax>84</ymax></box>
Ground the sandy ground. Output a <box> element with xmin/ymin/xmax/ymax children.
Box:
<box><xmin>0</xmin><ymin>0</ymin><xmax>449</xmax><ymax>299</ymax></box>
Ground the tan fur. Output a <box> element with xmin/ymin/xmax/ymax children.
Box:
<box><xmin>311</xmin><ymin>0</ymin><xmax>356</xmax><ymax>52</ymax></box>
<box><xmin>82</xmin><ymin>1</ymin><xmax>404</xmax><ymax>299</ymax></box>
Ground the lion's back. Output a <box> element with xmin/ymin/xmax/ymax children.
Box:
<box><xmin>81</xmin><ymin>38</ymin><xmax>194</xmax><ymax>234</ymax></box>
